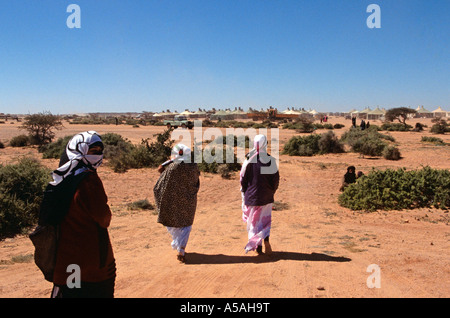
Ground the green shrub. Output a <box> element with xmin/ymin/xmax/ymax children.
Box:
<box><xmin>318</xmin><ymin>131</ymin><xmax>345</xmax><ymax>154</ymax></box>
<box><xmin>39</xmin><ymin>135</ymin><xmax>73</xmax><ymax>159</ymax></box>
<box><xmin>430</xmin><ymin>119</ymin><xmax>449</xmax><ymax>134</ymax></box>
<box><xmin>380</xmin><ymin>122</ymin><xmax>412</xmax><ymax>131</ymax></box>
<box><xmin>421</xmin><ymin>136</ymin><xmax>445</xmax><ymax>145</ymax></box>
<box><xmin>382</xmin><ymin>146</ymin><xmax>401</xmax><ymax>160</ymax></box>
<box><xmin>211</xmin><ymin>135</ymin><xmax>250</xmax><ymax>148</ymax></box>
<box><xmin>101</xmin><ymin>133</ymin><xmax>134</xmax><ymax>159</ymax></box>
<box><xmin>10</xmin><ymin>135</ymin><xmax>30</xmax><ymax>147</ymax></box>
<box><xmin>338</xmin><ymin>167</ymin><xmax>450</xmax><ymax>211</ymax></box>
<box><xmin>108</xmin><ymin>129</ymin><xmax>174</xmax><ymax>173</ymax></box>
<box><xmin>0</xmin><ymin>158</ymin><xmax>51</xmax><ymax>238</ymax></box>
<box><xmin>195</xmin><ymin>143</ymin><xmax>241</xmax><ymax>174</ymax></box>
<box><xmin>283</xmin><ymin>131</ymin><xmax>344</xmax><ymax>156</ymax></box>
<box><xmin>282</xmin><ymin>117</ymin><xmax>314</xmax><ymax>133</ymax></box>
<box><xmin>333</xmin><ymin>123</ymin><xmax>345</xmax><ymax>129</ymax></box>
<box><xmin>340</xmin><ymin>127</ymin><xmax>389</xmax><ymax>157</ymax></box>
<box><xmin>282</xmin><ymin>134</ymin><xmax>321</xmax><ymax>156</ymax></box>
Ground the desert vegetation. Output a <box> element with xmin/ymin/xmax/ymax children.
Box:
<box><xmin>338</xmin><ymin>167</ymin><xmax>450</xmax><ymax>211</ymax></box>
<box><xmin>0</xmin><ymin>158</ymin><xmax>51</xmax><ymax>239</ymax></box>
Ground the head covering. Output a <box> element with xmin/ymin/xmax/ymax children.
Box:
<box><xmin>50</xmin><ymin>131</ymin><xmax>104</xmax><ymax>185</ymax></box>
<box><xmin>240</xmin><ymin>134</ymin><xmax>268</xmax><ymax>180</ymax></box>
<box><xmin>253</xmin><ymin>135</ymin><xmax>267</xmax><ymax>153</ymax></box>
<box><xmin>171</xmin><ymin>144</ymin><xmax>192</xmax><ymax>163</ymax></box>
<box><xmin>247</xmin><ymin>135</ymin><xmax>268</xmax><ymax>162</ymax></box>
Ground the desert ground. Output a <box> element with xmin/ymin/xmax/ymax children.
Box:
<box><xmin>0</xmin><ymin>116</ymin><xmax>449</xmax><ymax>298</ymax></box>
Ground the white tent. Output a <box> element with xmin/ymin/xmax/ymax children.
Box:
<box><xmin>432</xmin><ymin>106</ymin><xmax>447</xmax><ymax>118</ymax></box>
<box><xmin>415</xmin><ymin>106</ymin><xmax>433</xmax><ymax>118</ymax></box>
<box><xmin>367</xmin><ymin>107</ymin><xmax>385</xmax><ymax>120</ymax></box>
<box><xmin>180</xmin><ymin>110</ymin><xmax>194</xmax><ymax>117</ymax></box>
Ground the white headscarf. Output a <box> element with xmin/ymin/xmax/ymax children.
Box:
<box><xmin>171</xmin><ymin>144</ymin><xmax>192</xmax><ymax>163</ymax></box>
<box><xmin>253</xmin><ymin>134</ymin><xmax>268</xmax><ymax>154</ymax></box>
<box><xmin>239</xmin><ymin>134</ymin><xmax>268</xmax><ymax>180</ymax></box>
<box><xmin>50</xmin><ymin>131</ymin><xmax>104</xmax><ymax>185</ymax></box>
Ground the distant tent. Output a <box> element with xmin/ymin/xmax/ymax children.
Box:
<box><xmin>159</xmin><ymin>110</ymin><xmax>176</xmax><ymax>119</ymax></box>
<box><xmin>284</xmin><ymin>109</ymin><xmax>300</xmax><ymax>115</ymax></box>
<box><xmin>360</xmin><ymin>107</ymin><xmax>372</xmax><ymax>113</ymax></box>
<box><xmin>354</xmin><ymin>107</ymin><xmax>371</xmax><ymax>119</ymax></box>
<box><xmin>180</xmin><ymin>110</ymin><xmax>194</xmax><ymax>118</ymax></box>
<box><xmin>192</xmin><ymin>108</ymin><xmax>207</xmax><ymax>119</ymax></box>
<box><xmin>295</xmin><ymin>108</ymin><xmax>308</xmax><ymax>114</ymax></box>
<box><xmin>432</xmin><ymin>106</ymin><xmax>447</xmax><ymax>118</ymax></box>
<box><xmin>231</xmin><ymin>107</ymin><xmax>248</xmax><ymax>119</ymax></box>
<box><xmin>210</xmin><ymin>110</ymin><xmax>234</xmax><ymax>120</ymax></box>
<box><xmin>367</xmin><ymin>107</ymin><xmax>385</xmax><ymax>120</ymax></box>
<box><xmin>415</xmin><ymin>106</ymin><xmax>433</xmax><ymax>118</ymax></box>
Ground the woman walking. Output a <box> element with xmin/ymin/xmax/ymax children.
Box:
<box><xmin>240</xmin><ymin>135</ymin><xmax>279</xmax><ymax>255</ymax></box>
<box><xmin>154</xmin><ymin>144</ymin><xmax>200</xmax><ymax>263</ymax></box>
<box><xmin>48</xmin><ymin>131</ymin><xmax>116</xmax><ymax>298</ymax></box>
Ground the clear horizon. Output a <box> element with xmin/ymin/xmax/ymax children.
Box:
<box><xmin>1</xmin><ymin>0</ymin><xmax>449</xmax><ymax>115</ymax></box>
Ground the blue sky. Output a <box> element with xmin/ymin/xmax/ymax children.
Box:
<box><xmin>0</xmin><ymin>0</ymin><xmax>449</xmax><ymax>114</ymax></box>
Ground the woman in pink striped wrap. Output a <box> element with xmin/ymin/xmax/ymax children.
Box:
<box><xmin>240</xmin><ymin>135</ymin><xmax>279</xmax><ymax>255</ymax></box>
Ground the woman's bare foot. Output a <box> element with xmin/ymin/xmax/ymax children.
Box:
<box><xmin>177</xmin><ymin>253</ymin><xmax>186</xmax><ymax>263</ymax></box>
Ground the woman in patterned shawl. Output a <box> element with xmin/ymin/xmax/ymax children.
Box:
<box><xmin>240</xmin><ymin>135</ymin><xmax>279</xmax><ymax>255</ymax></box>
<box><xmin>153</xmin><ymin>144</ymin><xmax>200</xmax><ymax>263</ymax></box>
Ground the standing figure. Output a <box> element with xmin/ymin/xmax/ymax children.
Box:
<box><xmin>154</xmin><ymin>144</ymin><xmax>200</xmax><ymax>263</ymax></box>
<box><xmin>360</xmin><ymin>119</ymin><xmax>366</xmax><ymax>130</ymax></box>
<box><xmin>240</xmin><ymin>135</ymin><xmax>279</xmax><ymax>255</ymax></box>
<box><xmin>49</xmin><ymin>131</ymin><xmax>116</xmax><ymax>298</ymax></box>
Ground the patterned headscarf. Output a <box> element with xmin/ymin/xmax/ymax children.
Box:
<box><xmin>50</xmin><ymin>131</ymin><xmax>104</xmax><ymax>185</ymax></box>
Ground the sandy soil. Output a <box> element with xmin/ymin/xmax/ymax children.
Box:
<box><xmin>0</xmin><ymin>117</ymin><xmax>449</xmax><ymax>298</ymax></box>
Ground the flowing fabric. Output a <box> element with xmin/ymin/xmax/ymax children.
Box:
<box><xmin>166</xmin><ymin>226</ymin><xmax>192</xmax><ymax>256</ymax></box>
<box><xmin>242</xmin><ymin>203</ymin><xmax>272</xmax><ymax>253</ymax></box>
<box><xmin>240</xmin><ymin>135</ymin><xmax>272</xmax><ymax>253</ymax></box>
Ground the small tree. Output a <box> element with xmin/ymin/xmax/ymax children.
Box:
<box><xmin>430</xmin><ymin>118</ymin><xmax>450</xmax><ymax>134</ymax></box>
<box><xmin>20</xmin><ymin>112</ymin><xmax>63</xmax><ymax>146</ymax></box>
<box><xmin>384</xmin><ymin>107</ymin><xmax>416</xmax><ymax>127</ymax></box>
